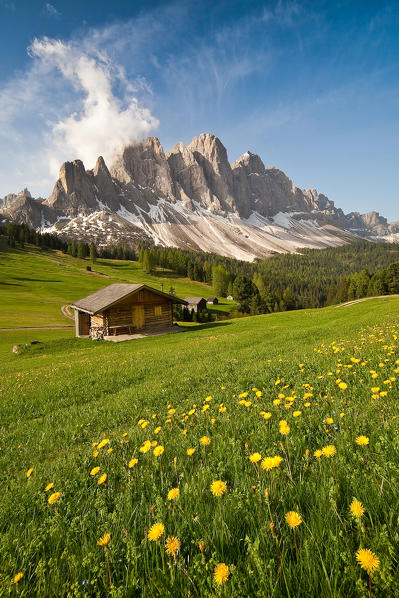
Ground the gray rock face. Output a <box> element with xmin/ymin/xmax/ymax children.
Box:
<box><xmin>1</xmin><ymin>132</ymin><xmax>397</xmax><ymax>260</ymax></box>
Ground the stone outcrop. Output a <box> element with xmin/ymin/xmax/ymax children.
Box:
<box><xmin>1</xmin><ymin>132</ymin><xmax>397</xmax><ymax>260</ymax></box>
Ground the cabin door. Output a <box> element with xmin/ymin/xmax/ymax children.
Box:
<box><xmin>132</xmin><ymin>305</ymin><xmax>145</xmax><ymax>329</ymax></box>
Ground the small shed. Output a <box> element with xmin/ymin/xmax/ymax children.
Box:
<box><xmin>207</xmin><ymin>297</ymin><xmax>218</xmax><ymax>305</ymax></box>
<box><xmin>184</xmin><ymin>297</ymin><xmax>207</xmax><ymax>313</ymax></box>
<box><xmin>227</xmin><ymin>295</ymin><xmax>234</xmax><ymax>300</ymax></box>
<box><xmin>71</xmin><ymin>283</ymin><xmax>187</xmax><ymax>339</ymax></box>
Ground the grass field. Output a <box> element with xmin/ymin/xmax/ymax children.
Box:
<box><xmin>0</xmin><ymin>237</ymin><xmax>234</xmax><ymax>328</ymax></box>
<box><xmin>1</xmin><ymin>290</ymin><xmax>399</xmax><ymax>596</ymax></box>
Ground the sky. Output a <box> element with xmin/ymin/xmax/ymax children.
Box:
<box><xmin>0</xmin><ymin>0</ymin><xmax>399</xmax><ymax>220</ymax></box>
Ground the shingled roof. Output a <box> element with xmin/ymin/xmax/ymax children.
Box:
<box><xmin>71</xmin><ymin>283</ymin><xmax>187</xmax><ymax>314</ymax></box>
<box><xmin>184</xmin><ymin>297</ymin><xmax>206</xmax><ymax>304</ymax></box>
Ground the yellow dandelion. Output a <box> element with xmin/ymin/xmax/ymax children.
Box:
<box><xmin>98</xmin><ymin>473</ymin><xmax>107</xmax><ymax>485</ymax></box>
<box><xmin>186</xmin><ymin>448</ymin><xmax>196</xmax><ymax>456</ymax></box>
<box><xmin>322</xmin><ymin>445</ymin><xmax>336</xmax><ymax>457</ymax></box>
<box><xmin>350</xmin><ymin>499</ymin><xmax>365</xmax><ymax>518</ymax></box>
<box><xmin>165</xmin><ymin>536</ymin><xmax>180</xmax><ymax>556</ymax></box>
<box><xmin>90</xmin><ymin>466</ymin><xmax>100</xmax><ymax>476</ymax></box>
<box><xmin>200</xmin><ymin>436</ymin><xmax>211</xmax><ymax>446</ymax></box>
<box><xmin>97</xmin><ymin>533</ymin><xmax>110</xmax><ymax>547</ymax></box>
<box><xmin>97</xmin><ymin>438</ymin><xmax>110</xmax><ymax>450</ymax></box>
<box><xmin>13</xmin><ymin>572</ymin><xmax>23</xmax><ymax>584</ymax></box>
<box><xmin>249</xmin><ymin>452</ymin><xmax>262</xmax><ymax>463</ymax></box>
<box><xmin>151</xmin><ymin>440</ymin><xmax>158</xmax><ymax>447</ymax></box>
<box><xmin>26</xmin><ymin>468</ymin><xmax>33</xmax><ymax>478</ymax></box>
<box><xmin>326</xmin><ymin>417</ymin><xmax>333</xmax><ymax>424</ymax></box>
<box><xmin>355</xmin><ymin>436</ymin><xmax>369</xmax><ymax>446</ymax></box>
<box><xmin>153</xmin><ymin>445</ymin><xmax>164</xmax><ymax>457</ymax></box>
<box><xmin>314</xmin><ymin>449</ymin><xmax>322</xmax><ymax>458</ymax></box>
<box><xmin>214</xmin><ymin>563</ymin><xmax>230</xmax><ymax>585</ymax></box>
<box><xmin>355</xmin><ymin>548</ymin><xmax>380</xmax><ymax>575</ymax></box>
<box><xmin>154</xmin><ymin>426</ymin><xmax>161</xmax><ymax>434</ymax></box>
<box><xmin>93</xmin><ymin>450</ymin><xmax>99</xmax><ymax>457</ymax></box>
<box><xmin>210</xmin><ymin>480</ymin><xmax>227</xmax><ymax>497</ymax></box>
<box><xmin>48</xmin><ymin>492</ymin><xmax>61</xmax><ymax>505</ymax></box>
<box><xmin>139</xmin><ymin>441</ymin><xmax>151</xmax><ymax>453</ymax></box>
<box><xmin>285</xmin><ymin>511</ymin><xmax>302</xmax><ymax>528</ymax></box>
<box><xmin>293</xmin><ymin>411</ymin><xmax>301</xmax><ymax>417</ymax></box>
<box><xmin>148</xmin><ymin>522</ymin><xmax>165</xmax><ymax>541</ymax></box>
<box><xmin>338</xmin><ymin>382</ymin><xmax>347</xmax><ymax>390</ymax></box>
<box><xmin>45</xmin><ymin>483</ymin><xmax>54</xmax><ymax>492</ymax></box>
<box><xmin>167</xmin><ymin>488</ymin><xmax>180</xmax><ymax>501</ymax></box>
<box><xmin>128</xmin><ymin>458</ymin><xmax>138</xmax><ymax>468</ymax></box>
<box><xmin>263</xmin><ymin>412</ymin><xmax>272</xmax><ymax>419</ymax></box>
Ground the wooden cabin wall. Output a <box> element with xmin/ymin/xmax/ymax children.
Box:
<box><xmin>104</xmin><ymin>292</ymin><xmax>173</xmax><ymax>330</ymax></box>
<box><xmin>91</xmin><ymin>314</ymin><xmax>104</xmax><ymax>327</ymax></box>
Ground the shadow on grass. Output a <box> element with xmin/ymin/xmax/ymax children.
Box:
<box><xmin>12</xmin><ymin>277</ymin><xmax>63</xmax><ymax>283</ymax></box>
<box><xmin>179</xmin><ymin>321</ymin><xmax>232</xmax><ymax>332</ymax></box>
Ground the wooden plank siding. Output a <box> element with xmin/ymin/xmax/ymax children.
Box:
<box><xmin>93</xmin><ymin>290</ymin><xmax>173</xmax><ymax>335</ymax></box>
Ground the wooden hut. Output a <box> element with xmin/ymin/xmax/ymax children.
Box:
<box><xmin>184</xmin><ymin>297</ymin><xmax>207</xmax><ymax>313</ymax></box>
<box><xmin>207</xmin><ymin>297</ymin><xmax>218</xmax><ymax>305</ymax></box>
<box><xmin>71</xmin><ymin>283</ymin><xmax>187</xmax><ymax>339</ymax></box>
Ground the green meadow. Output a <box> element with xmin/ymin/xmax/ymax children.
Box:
<box><xmin>0</xmin><ymin>238</ymin><xmax>233</xmax><ymax>328</ymax></box>
<box><xmin>1</xmin><ymin>240</ymin><xmax>399</xmax><ymax>596</ymax></box>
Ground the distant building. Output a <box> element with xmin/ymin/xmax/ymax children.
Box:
<box><xmin>227</xmin><ymin>295</ymin><xmax>234</xmax><ymax>300</ymax></box>
<box><xmin>184</xmin><ymin>297</ymin><xmax>207</xmax><ymax>313</ymax></box>
<box><xmin>207</xmin><ymin>297</ymin><xmax>218</xmax><ymax>305</ymax></box>
<box><xmin>71</xmin><ymin>283</ymin><xmax>187</xmax><ymax>339</ymax></box>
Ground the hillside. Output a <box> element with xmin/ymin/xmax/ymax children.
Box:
<box><xmin>0</xmin><ymin>236</ymin><xmax>233</xmax><ymax>328</ymax></box>
<box><xmin>2</xmin><ymin>134</ymin><xmax>398</xmax><ymax>261</ymax></box>
<box><xmin>0</xmin><ymin>298</ymin><xmax>399</xmax><ymax>595</ymax></box>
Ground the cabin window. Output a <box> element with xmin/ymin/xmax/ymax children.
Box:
<box><xmin>154</xmin><ymin>305</ymin><xmax>162</xmax><ymax>317</ymax></box>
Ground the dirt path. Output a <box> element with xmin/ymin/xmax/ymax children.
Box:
<box><xmin>336</xmin><ymin>294</ymin><xmax>399</xmax><ymax>308</ymax></box>
<box><xmin>61</xmin><ymin>304</ymin><xmax>74</xmax><ymax>320</ymax></box>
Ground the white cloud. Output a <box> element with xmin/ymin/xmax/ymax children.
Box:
<box><xmin>29</xmin><ymin>37</ymin><xmax>159</xmax><ymax>175</ymax></box>
<box><xmin>43</xmin><ymin>3</ymin><xmax>61</xmax><ymax>18</ymax></box>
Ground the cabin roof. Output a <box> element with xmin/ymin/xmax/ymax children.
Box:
<box><xmin>207</xmin><ymin>297</ymin><xmax>217</xmax><ymax>301</ymax></box>
<box><xmin>184</xmin><ymin>296</ymin><xmax>206</xmax><ymax>304</ymax></box>
<box><xmin>71</xmin><ymin>283</ymin><xmax>187</xmax><ymax>315</ymax></box>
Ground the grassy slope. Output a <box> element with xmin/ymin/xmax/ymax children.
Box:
<box><xmin>0</xmin><ymin>236</ymin><xmax>234</xmax><ymax>328</ymax></box>
<box><xmin>1</xmin><ymin>297</ymin><xmax>399</xmax><ymax>595</ymax></box>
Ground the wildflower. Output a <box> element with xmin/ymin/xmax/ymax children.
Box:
<box><xmin>279</xmin><ymin>423</ymin><xmax>290</xmax><ymax>435</ymax></box>
<box><xmin>249</xmin><ymin>452</ymin><xmax>262</xmax><ymax>463</ymax></box>
<box><xmin>97</xmin><ymin>533</ymin><xmax>110</xmax><ymax>547</ymax></box>
<box><xmin>154</xmin><ymin>427</ymin><xmax>161</xmax><ymax>434</ymax></box>
<box><xmin>293</xmin><ymin>411</ymin><xmax>301</xmax><ymax>417</ymax></box>
<box><xmin>128</xmin><ymin>458</ymin><xmax>138</xmax><ymax>468</ymax></box>
<box><xmin>187</xmin><ymin>448</ymin><xmax>196</xmax><ymax>456</ymax></box>
<box><xmin>214</xmin><ymin>563</ymin><xmax>230</xmax><ymax>585</ymax></box>
<box><xmin>322</xmin><ymin>445</ymin><xmax>336</xmax><ymax>457</ymax></box>
<box><xmin>198</xmin><ymin>540</ymin><xmax>205</xmax><ymax>552</ymax></box>
<box><xmin>107</xmin><ymin>448</ymin><xmax>113</xmax><ymax>454</ymax></box>
<box><xmin>338</xmin><ymin>382</ymin><xmax>348</xmax><ymax>390</ymax></box>
<box><xmin>97</xmin><ymin>439</ymin><xmax>110</xmax><ymax>450</ymax></box>
<box><xmin>165</xmin><ymin>536</ymin><xmax>180</xmax><ymax>556</ymax></box>
<box><xmin>167</xmin><ymin>488</ymin><xmax>180</xmax><ymax>501</ymax></box>
<box><xmin>314</xmin><ymin>449</ymin><xmax>322</xmax><ymax>458</ymax></box>
<box><xmin>355</xmin><ymin>549</ymin><xmax>380</xmax><ymax>575</ymax></box>
<box><xmin>90</xmin><ymin>467</ymin><xmax>100</xmax><ymax>476</ymax></box>
<box><xmin>93</xmin><ymin>450</ymin><xmax>99</xmax><ymax>457</ymax></box>
<box><xmin>355</xmin><ymin>436</ymin><xmax>369</xmax><ymax>446</ymax></box>
<box><xmin>219</xmin><ymin>406</ymin><xmax>227</xmax><ymax>413</ymax></box>
<box><xmin>350</xmin><ymin>500</ymin><xmax>365</xmax><ymax>518</ymax></box>
<box><xmin>45</xmin><ymin>483</ymin><xmax>54</xmax><ymax>491</ymax></box>
<box><xmin>263</xmin><ymin>412</ymin><xmax>272</xmax><ymax>419</ymax></box>
<box><xmin>211</xmin><ymin>480</ymin><xmax>227</xmax><ymax>497</ymax></box>
<box><xmin>139</xmin><ymin>441</ymin><xmax>151</xmax><ymax>453</ymax></box>
<box><xmin>13</xmin><ymin>572</ymin><xmax>23</xmax><ymax>583</ymax></box>
<box><xmin>261</xmin><ymin>456</ymin><xmax>282</xmax><ymax>471</ymax></box>
<box><xmin>48</xmin><ymin>492</ymin><xmax>61</xmax><ymax>505</ymax></box>
<box><xmin>200</xmin><ymin>436</ymin><xmax>211</xmax><ymax>446</ymax></box>
<box><xmin>98</xmin><ymin>474</ymin><xmax>107</xmax><ymax>485</ymax></box>
<box><xmin>153</xmin><ymin>445</ymin><xmax>164</xmax><ymax>457</ymax></box>
<box><xmin>285</xmin><ymin>511</ymin><xmax>302</xmax><ymax>528</ymax></box>
<box><xmin>326</xmin><ymin>417</ymin><xmax>333</xmax><ymax>424</ymax></box>
<box><xmin>168</xmin><ymin>408</ymin><xmax>176</xmax><ymax>415</ymax></box>
<box><xmin>151</xmin><ymin>440</ymin><xmax>158</xmax><ymax>447</ymax></box>
<box><xmin>148</xmin><ymin>522</ymin><xmax>165</xmax><ymax>541</ymax></box>
<box><xmin>26</xmin><ymin>468</ymin><xmax>33</xmax><ymax>478</ymax></box>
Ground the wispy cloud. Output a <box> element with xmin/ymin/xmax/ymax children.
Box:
<box><xmin>43</xmin><ymin>3</ymin><xmax>61</xmax><ymax>18</ymax></box>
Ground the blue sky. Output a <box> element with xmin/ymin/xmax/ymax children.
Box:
<box><xmin>1</xmin><ymin>0</ymin><xmax>399</xmax><ymax>220</ymax></box>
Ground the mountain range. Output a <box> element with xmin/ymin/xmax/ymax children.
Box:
<box><xmin>1</xmin><ymin>133</ymin><xmax>398</xmax><ymax>261</ymax></box>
